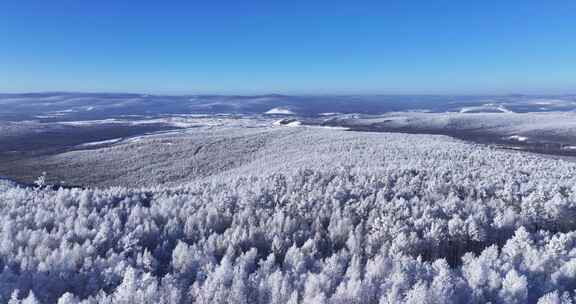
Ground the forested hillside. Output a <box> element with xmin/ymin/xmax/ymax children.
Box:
<box><xmin>2</xmin><ymin>127</ymin><xmax>576</xmax><ymax>303</ymax></box>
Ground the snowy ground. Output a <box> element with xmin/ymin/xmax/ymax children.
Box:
<box><xmin>4</xmin><ymin>111</ymin><xmax>576</xmax><ymax>187</ymax></box>
<box><xmin>2</xmin><ymin>119</ymin><xmax>576</xmax><ymax>303</ymax></box>
<box><xmin>318</xmin><ymin>112</ymin><xmax>576</xmax><ymax>140</ymax></box>
<box><xmin>3</xmin><ymin>96</ymin><xmax>576</xmax><ymax>303</ymax></box>
<box><xmin>313</xmin><ymin>112</ymin><xmax>576</xmax><ymax>156</ymax></box>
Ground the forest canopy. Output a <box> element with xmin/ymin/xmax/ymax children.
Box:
<box><xmin>2</xmin><ymin>127</ymin><xmax>576</xmax><ymax>303</ymax></box>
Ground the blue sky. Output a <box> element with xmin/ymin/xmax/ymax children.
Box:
<box><xmin>1</xmin><ymin>0</ymin><xmax>575</xmax><ymax>94</ymax></box>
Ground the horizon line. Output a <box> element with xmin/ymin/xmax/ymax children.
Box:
<box><xmin>1</xmin><ymin>90</ymin><xmax>575</xmax><ymax>97</ymax></box>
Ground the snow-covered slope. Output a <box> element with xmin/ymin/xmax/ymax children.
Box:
<box><xmin>2</xmin><ymin>124</ymin><xmax>576</xmax><ymax>303</ymax></box>
<box><xmin>320</xmin><ymin>111</ymin><xmax>576</xmax><ymax>148</ymax></box>
<box><xmin>264</xmin><ymin>107</ymin><xmax>295</xmax><ymax>115</ymax></box>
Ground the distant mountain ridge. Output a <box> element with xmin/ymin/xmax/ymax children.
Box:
<box><xmin>1</xmin><ymin>92</ymin><xmax>575</xmax><ymax>121</ymax></box>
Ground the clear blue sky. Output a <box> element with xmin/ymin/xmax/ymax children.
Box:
<box><xmin>1</xmin><ymin>0</ymin><xmax>575</xmax><ymax>94</ymax></box>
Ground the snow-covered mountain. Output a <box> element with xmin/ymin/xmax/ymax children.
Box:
<box><xmin>3</xmin><ymin>94</ymin><xmax>576</xmax><ymax>303</ymax></box>
<box><xmin>2</xmin><ymin>123</ymin><xmax>576</xmax><ymax>303</ymax></box>
<box><xmin>2</xmin><ymin>92</ymin><xmax>576</xmax><ymax>121</ymax></box>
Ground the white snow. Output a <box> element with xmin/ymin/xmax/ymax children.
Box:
<box><xmin>459</xmin><ymin>104</ymin><xmax>513</xmax><ymax>113</ymax></box>
<box><xmin>285</xmin><ymin>121</ymin><xmax>301</xmax><ymax>127</ymax></box>
<box><xmin>324</xmin><ymin>112</ymin><xmax>576</xmax><ymax>144</ymax></box>
<box><xmin>507</xmin><ymin>135</ymin><xmax>528</xmax><ymax>142</ymax></box>
<box><xmin>526</xmin><ymin>98</ymin><xmax>576</xmax><ymax>106</ymax></box>
<box><xmin>4</xmin><ymin>119</ymin><xmax>576</xmax><ymax>303</ymax></box>
<box><xmin>264</xmin><ymin>107</ymin><xmax>295</xmax><ymax>115</ymax></box>
<box><xmin>78</xmin><ymin>138</ymin><xmax>123</xmax><ymax>147</ymax></box>
<box><xmin>59</xmin><ymin>119</ymin><xmax>123</xmax><ymax>126</ymax></box>
<box><xmin>319</xmin><ymin>112</ymin><xmax>341</xmax><ymax>116</ymax></box>
<box><xmin>35</xmin><ymin>115</ymin><xmax>58</xmax><ymax>119</ymax></box>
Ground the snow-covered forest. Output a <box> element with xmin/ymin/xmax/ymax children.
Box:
<box><xmin>2</xmin><ymin>125</ymin><xmax>576</xmax><ymax>303</ymax></box>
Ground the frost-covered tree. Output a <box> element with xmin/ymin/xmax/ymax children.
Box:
<box><xmin>1</xmin><ymin>126</ymin><xmax>576</xmax><ymax>303</ymax></box>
